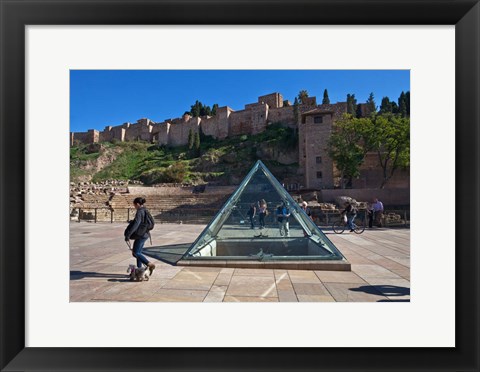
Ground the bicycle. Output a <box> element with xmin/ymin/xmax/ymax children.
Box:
<box><xmin>332</xmin><ymin>214</ymin><xmax>366</xmax><ymax>234</ymax></box>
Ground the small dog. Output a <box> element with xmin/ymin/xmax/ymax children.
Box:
<box><xmin>127</xmin><ymin>264</ymin><xmax>149</xmax><ymax>282</ymax></box>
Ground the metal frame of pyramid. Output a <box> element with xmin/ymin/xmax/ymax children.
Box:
<box><xmin>181</xmin><ymin>160</ymin><xmax>347</xmax><ymax>264</ymax></box>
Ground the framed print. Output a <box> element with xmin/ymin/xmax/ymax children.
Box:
<box><xmin>1</xmin><ymin>0</ymin><xmax>479</xmax><ymax>371</ymax></box>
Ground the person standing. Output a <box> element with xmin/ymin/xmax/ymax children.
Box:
<box><xmin>300</xmin><ymin>201</ymin><xmax>312</xmax><ymax>236</ymax></box>
<box><xmin>247</xmin><ymin>203</ymin><xmax>256</xmax><ymax>229</ymax></box>
<box><xmin>368</xmin><ymin>201</ymin><xmax>374</xmax><ymax>228</ymax></box>
<box><xmin>372</xmin><ymin>198</ymin><xmax>384</xmax><ymax>227</ymax></box>
<box><xmin>258</xmin><ymin>199</ymin><xmax>267</xmax><ymax>229</ymax></box>
<box><xmin>124</xmin><ymin>197</ymin><xmax>156</xmax><ymax>276</ymax></box>
<box><xmin>276</xmin><ymin>202</ymin><xmax>291</xmax><ymax>237</ymax></box>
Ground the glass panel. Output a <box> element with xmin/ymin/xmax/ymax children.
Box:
<box><xmin>183</xmin><ymin>160</ymin><xmax>346</xmax><ymax>261</ymax></box>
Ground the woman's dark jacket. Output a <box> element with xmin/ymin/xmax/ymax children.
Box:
<box><xmin>124</xmin><ymin>207</ymin><xmax>150</xmax><ymax>240</ymax></box>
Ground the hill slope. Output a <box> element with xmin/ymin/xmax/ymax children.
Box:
<box><xmin>70</xmin><ymin>123</ymin><xmax>299</xmax><ymax>185</ymax></box>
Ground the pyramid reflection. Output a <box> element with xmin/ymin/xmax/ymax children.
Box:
<box><xmin>181</xmin><ymin>160</ymin><xmax>346</xmax><ymax>264</ymax></box>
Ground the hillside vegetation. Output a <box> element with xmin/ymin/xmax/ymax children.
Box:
<box><xmin>70</xmin><ymin>123</ymin><xmax>299</xmax><ymax>185</ymax></box>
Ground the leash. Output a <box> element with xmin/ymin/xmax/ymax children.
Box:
<box><xmin>125</xmin><ymin>240</ymin><xmax>132</xmax><ymax>250</ymax></box>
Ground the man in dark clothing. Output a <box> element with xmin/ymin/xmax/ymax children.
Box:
<box><xmin>247</xmin><ymin>203</ymin><xmax>256</xmax><ymax>229</ymax></box>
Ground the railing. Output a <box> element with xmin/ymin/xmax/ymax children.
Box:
<box><xmin>70</xmin><ymin>207</ymin><xmax>410</xmax><ymax>228</ymax></box>
<box><xmin>315</xmin><ymin>209</ymin><xmax>410</xmax><ymax>228</ymax></box>
<box><xmin>69</xmin><ymin>207</ymin><xmax>217</xmax><ymax>223</ymax></box>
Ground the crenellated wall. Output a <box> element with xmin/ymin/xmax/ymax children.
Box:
<box><xmin>71</xmin><ymin>95</ymin><xmax>357</xmax><ymax>150</ymax></box>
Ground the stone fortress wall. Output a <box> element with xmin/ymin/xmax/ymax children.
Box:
<box><xmin>70</xmin><ymin>92</ymin><xmax>407</xmax><ymax>190</ymax></box>
<box><xmin>71</xmin><ymin>92</ymin><xmax>373</xmax><ymax>148</ymax></box>
<box><xmin>71</xmin><ymin>92</ymin><xmax>307</xmax><ymax>147</ymax></box>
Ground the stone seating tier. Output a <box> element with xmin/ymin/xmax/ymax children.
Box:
<box><xmin>107</xmin><ymin>192</ymin><xmax>231</xmax><ymax>223</ymax></box>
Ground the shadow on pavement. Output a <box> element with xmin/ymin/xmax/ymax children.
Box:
<box><xmin>70</xmin><ymin>271</ymin><xmax>127</xmax><ymax>280</ymax></box>
<box><xmin>350</xmin><ymin>285</ymin><xmax>410</xmax><ymax>297</ymax></box>
<box><xmin>143</xmin><ymin>243</ymin><xmax>191</xmax><ymax>265</ymax></box>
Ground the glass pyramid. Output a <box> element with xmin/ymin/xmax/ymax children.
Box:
<box><xmin>182</xmin><ymin>160</ymin><xmax>346</xmax><ymax>262</ymax></box>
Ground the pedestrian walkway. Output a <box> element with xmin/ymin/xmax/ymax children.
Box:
<box><xmin>70</xmin><ymin>222</ymin><xmax>410</xmax><ymax>302</ymax></box>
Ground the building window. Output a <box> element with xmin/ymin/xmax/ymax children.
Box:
<box><xmin>314</xmin><ymin>116</ymin><xmax>323</xmax><ymax>124</ymax></box>
<box><xmin>316</xmin><ymin>156</ymin><xmax>322</xmax><ymax>164</ymax></box>
<box><xmin>316</xmin><ymin>171</ymin><xmax>323</xmax><ymax>179</ymax></box>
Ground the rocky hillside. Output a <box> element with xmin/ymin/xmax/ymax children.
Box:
<box><xmin>70</xmin><ymin>123</ymin><xmax>299</xmax><ymax>185</ymax></box>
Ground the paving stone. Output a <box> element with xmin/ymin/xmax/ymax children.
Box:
<box><xmin>351</xmin><ymin>264</ymin><xmax>402</xmax><ymax>279</ymax></box>
<box><xmin>214</xmin><ymin>272</ymin><xmax>234</xmax><ymax>286</ymax></box>
<box><xmin>287</xmin><ymin>270</ymin><xmax>321</xmax><ymax>284</ymax></box>
<box><xmin>297</xmin><ymin>295</ymin><xmax>335</xmax><ymax>302</ymax></box>
<box><xmin>314</xmin><ymin>270</ymin><xmax>366</xmax><ymax>284</ymax></box>
<box><xmin>223</xmin><ymin>296</ymin><xmax>278</xmax><ymax>302</ymax></box>
<box><xmin>162</xmin><ymin>270</ymin><xmax>218</xmax><ymax>291</ymax></box>
<box><xmin>277</xmin><ymin>290</ymin><xmax>298</xmax><ymax>302</ymax></box>
<box><xmin>323</xmin><ymin>282</ymin><xmax>388</xmax><ymax>302</ymax></box>
<box><xmin>226</xmin><ymin>276</ymin><xmax>277</xmax><ymax>298</ymax></box>
<box><xmin>234</xmin><ymin>268</ymin><xmax>274</xmax><ymax>277</ymax></box>
<box><xmin>148</xmin><ymin>289</ymin><xmax>208</xmax><ymax>302</ymax></box>
<box><xmin>292</xmin><ymin>283</ymin><xmax>331</xmax><ymax>296</ymax></box>
<box><xmin>203</xmin><ymin>286</ymin><xmax>227</xmax><ymax>302</ymax></box>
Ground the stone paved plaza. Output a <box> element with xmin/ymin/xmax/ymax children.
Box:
<box><xmin>70</xmin><ymin>222</ymin><xmax>410</xmax><ymax>302</ymax></box>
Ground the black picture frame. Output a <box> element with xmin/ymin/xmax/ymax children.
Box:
<box><xmin>1</xmin><ymin>1</ymin><xmax>479</xmax><ymax>371</ymax></box>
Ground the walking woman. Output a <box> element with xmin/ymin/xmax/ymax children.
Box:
<box><xmin>124</xmin><ymin>197</ymin><xmax>156</xmax><ymax>276</ymax></box>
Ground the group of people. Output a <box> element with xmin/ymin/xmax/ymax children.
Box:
<box><xmin>341</xmin><ymin>198</ymin><xmax>384</xmax><ymax>232</ymax></box>
<box><xmin>247</xmin><ymin>199</ymin><xmax>269</xmax><ymax>230</ymax></box>
<box><xmin>246</xmin><ymin>199</ymin><xmax>313</xmax><ymax>237</ymax></box>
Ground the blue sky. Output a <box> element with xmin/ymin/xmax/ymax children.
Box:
<box><xmin>70</xmin><ymin>70</ymin><xmax>410</xmax><ymax>133</ymax></box>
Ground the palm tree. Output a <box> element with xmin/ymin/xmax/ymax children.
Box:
<box><xmin>298</xmin><ymin>90</ymin><xmax>309</xmax><ymax>104</ymax></box>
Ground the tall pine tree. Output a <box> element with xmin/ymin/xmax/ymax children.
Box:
<box><xmin>188</xmin><ymin>128</ymin><xmax>194</xmax><ymax>150</ymax></box>
<box><xmin>379</xmin><ymin>97</ymin><xmax>392</xmax><ymax>114</ymax></box>
<box><xmin>212</xmin><ymin>103</ymin><xmax>218</xmax><ymax>116</ymax></box>
<box><xmin>366</xmin><ymin>92</ymin><xmax>376</xmax><ymax>113</ymax></box>
<box><xmin>194</xmin><ymin>132</ymin><xmax>200</xmax><ymax>154</ymax></box>
<box><xmin>322</xmin><ymin>89</ymin><xmax>330</xmax><ymax>104</ymax></box>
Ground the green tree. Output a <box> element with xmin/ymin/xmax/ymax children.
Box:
<box><xmin>322</xmin><ymin>89</ymin><xmax>330</xmax><ymax>104</ymax></box>
<box><xmin>186</xmin><ymin>100</ymin><xmax>217</xmax><ymax>117</ymax></box>
<box><xmin>346</xmin><ymin>94</ymin><xmax>357</xmax><ymax>116</ymax></box>
<box><xmin>373</xmin><ymin>114</ymin><xmax>410</xmax><ymax>188</ymax></box>
<box><xmin>327</xmin><ymin>114</ymin><xmax>375</xmax><ymax>188</ymax></box>
<box><xmin>398</xmin><ymin>91</ymin><xmax>408</xmax><ymax>118</ymax></box>
<box><xmin>405</xmin><ymin>91</ymin><xmax>410</xmax><ymax>116</ymax></box>
<box><xmin>190</xmin><ymin>100</ymin><xmax>201</xmax><ymax>117</ymax></box>
<box><xmin>188</xmin><ymin>128</ymin><xmax>194</xmax><ymax>150</ymax></box>
<box><xmin>162</xmin><ymin>162</ymin><xmax>187</xmax><ymax>183</ymax></box>
<box><xmin>366</xmin><ymin>92</ymin><xmax>377</xmax><ymax>113</ymax></box>
<box><xmin>194</xmin><ymin>131</ymin><xmax>201</xmax><ymax>155</ymax></box>
<box><xmin>212</xmin><ymin>103</ymin><xmax>218</xmax><ymax>116</ymax></box>
<box><xmin>298</xmin><ymin>90</ymin><xmax>309</xmax><ymax>104</ymax></box>
<box><xmin>379</xmin><ymin>97</ymin><xmax>390</xmax><ymax>114</ymax></box>
<box><xmin>293</xmin><ymin>97</ymin><xmax>300</xmax><ymax>123</ymax></box>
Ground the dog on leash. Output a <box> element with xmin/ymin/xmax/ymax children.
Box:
<box><xmin>127</xmin><ymin>264</ymin><xmax>149</xmax><ymax>282</ymax></box>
